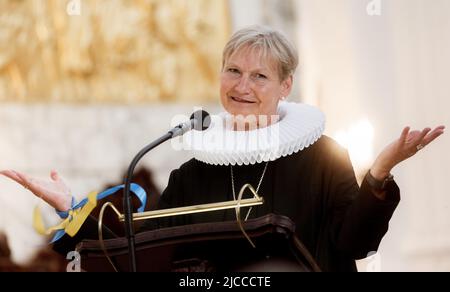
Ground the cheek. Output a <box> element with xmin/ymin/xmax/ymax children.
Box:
<box><xmin>256</xmin><ymin>86</ymin><xmax>280</xmax><ymax>114</ymax></box>
<box><xmin>220</xmin><ymin>77</ymin><xmax>232</xmax><ymax>108</ymax></box>
<box><xmin>219</xmin><ymin>80</ymin><xmax>228</xmax><ymax>101</ymax></box>
<box><xmin>220</xmin><ymin>76</ymin><xmax>232</xmax><ymax>94</ymax></box>
<box><xmin>255</xmin><ymin>86</ymin><xmax>274</xmax><ymax>103</ymax></box>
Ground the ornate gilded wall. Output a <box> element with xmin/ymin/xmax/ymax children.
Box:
<box><xmin>0</xmin><ymin>0</ymin><xmax>230</xmax><ymax>103</ymax></box>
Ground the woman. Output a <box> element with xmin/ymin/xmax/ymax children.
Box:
<box><xmin>0</xmin><ymin>26</ymin><xmax>445</xmax><ymax>271</ymax></box>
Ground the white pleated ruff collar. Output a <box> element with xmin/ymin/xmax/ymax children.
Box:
<box><xmin>182</xmin><ymin>102</ymin><xmax>326</xmax><ymax>166</ymax></box>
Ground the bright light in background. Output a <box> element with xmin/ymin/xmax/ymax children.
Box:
<box><xmin>334</xmin><ymin>119</ymin><xmax>375</xmax><ymax>175</ymax></box>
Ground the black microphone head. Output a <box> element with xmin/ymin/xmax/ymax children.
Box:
<box><xmin>190</xmin><ymin>110</ymin><xmax>211</xmax><ymax>131</ymax></box>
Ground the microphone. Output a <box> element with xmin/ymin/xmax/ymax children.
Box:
<box><xmin>123</xmin><ymin>110</ymin><xmax>210</xmax><ymax>272</ymax></box>
<box><xmin>169</xmin><ymin>110</ymin><xmax>211</xmax><ymax>138</ymax></box>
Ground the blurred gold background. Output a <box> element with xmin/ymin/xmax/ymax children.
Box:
<box><xmin>0</xmin><ymin>0</ymin><xmax>230</xmax><ymax>103</ymax></box>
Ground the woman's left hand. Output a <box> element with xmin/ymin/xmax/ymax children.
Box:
<box><xmin>371</xmin><ymin>125</ymin><xmax>445</xmax><ymax>180</ymax></box>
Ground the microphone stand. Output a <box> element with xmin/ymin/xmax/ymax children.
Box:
<box><xmin>123</xmin><ymin>113</ymin><xmax>207</xmax><ymax>272</ymax></box>
<box><xmin>123</xmin><ymin>119</ymin><xmax>197</xmax><ymax>272</ymax></box>
<box><xmin>123</xmin><ymin>132</ymin><xmax>173</xmax><ymax>272</ymax></box>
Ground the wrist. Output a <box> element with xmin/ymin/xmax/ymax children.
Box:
<box><xmin>370</xmin><ymin>168</ymin><xmax>390</xmax><ymax>181</ymax></box>
<box><xmin>55</xmin><ymin>196</ymin><xmax>74</xmax><ymax>213</ymax></box>
<box><xmin>370</xmin><ymin>160</ymin><xmax>393</xmax><ymax>181</ymax></box>
<box><xmin>366</xmin><ymin>169</ymin><xmax>394</xmax><ymax>192</ymax></box>
<box><xmin>55</xmin><ymin>197</ymin><xmax>76</xmax><ymax>219</ymax></box>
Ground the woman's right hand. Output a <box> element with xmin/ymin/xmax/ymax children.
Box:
<box><xmin>0</xmin><ymin>170</ymin><xmax>72</xmax><ymax>212</ymax></box>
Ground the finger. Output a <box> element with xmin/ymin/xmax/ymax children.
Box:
<box><xmin>405</xmin><ymin>130</ymin><xmax>422</xmax><ymax>144</ymax></box>
<box><xmin>0</xmin><ymin>170</ymin><xmax>26</xmax><ymax>185</ymax></box>
<box><xmin>50</xmin><ymin>170</ymin><xmax>59</xmax><ymax>181</ymax></box>
<box><xmin>410</xmin><ymin>128</ymin><xmax>432</xmax><ymax>146</ymax></box>
<box><xmin>422</xmin><ymin>128</ymin><xmax>445</xmax><ymax>146</ymax></box>
<box><xmin>0</xmin><ymin>170</ymin><xmax>13</xmax><ymax>178</ymax></box>
<box><xmin>14</xmin><ymin>172</ymin><xmax>38</xmax><ymax>190</ymax></box>
<box><xmin>400</xmin><ymin>127</ymin><xmax>410</xmax><ymax>144</ymax></box>
<box><xmin>14</xmin><ymin>172</ymin><xmax>51</xmax><ymax>201</ymax></box>
<box><xmin>51</xmin><ymin>170</ymin><xmax>69</xmax><ymax>190</ymax></box>
<box><xmin>7</xmin><ymin>171</ymin><xmax>68</xmax><ymax>210</ymax></box>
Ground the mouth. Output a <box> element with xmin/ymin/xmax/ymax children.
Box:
<box><xmin>230</xmin><ymin>96</ymin><xmax>257</xmax><ymax>104</ymax></box>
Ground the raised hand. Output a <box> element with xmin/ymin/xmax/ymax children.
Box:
<box><xmin>371</xmin><ymin>125</ymin><xmax>445</xmax><ymax>180</ymax></box>
<box><xmin>0</xmin><ymin>170</ymin><xmax>72</xmax><ymax>212</ymax></box>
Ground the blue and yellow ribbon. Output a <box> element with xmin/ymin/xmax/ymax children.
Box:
<box><xmin>33</xmin><ymin>183</ymin><xmax>147</xmax><ymax>243</ymax></box>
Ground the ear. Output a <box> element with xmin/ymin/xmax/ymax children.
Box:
<box><xmin>280</xmin><ymin>75</ymin><xmax>293</xmax><ymax>98</ymax></box>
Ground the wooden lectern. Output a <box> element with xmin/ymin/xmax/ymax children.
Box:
<box><xmin>76</xmin><ymin>213</ymin><xmax>321</xmax><ymax>272</ymax></box>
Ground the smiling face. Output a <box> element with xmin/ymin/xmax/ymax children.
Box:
<box><xmin>220</xmin><ymin>46</ymin><xmax>293</xmax><ymax>127</ymax></box>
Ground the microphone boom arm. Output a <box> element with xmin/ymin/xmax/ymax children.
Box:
<box><xmin>123</xmin><ymin>132</ymin><xmax>173</xmax><ymax>272</ymax></box>
<box><xmin>122</xmin><ymin>109</ymin><xmax>209</xmax><ymax>272</ymax></box>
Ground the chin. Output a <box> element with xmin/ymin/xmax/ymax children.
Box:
<box><xmin>226</xmin><ymin>106</ymin><xmax>257</xmax><ymax>117</ymax></box>
<box><xmin>223</xmin><ymin>99</ymin><xmax>258</xmax><ymax>117</ymax></box>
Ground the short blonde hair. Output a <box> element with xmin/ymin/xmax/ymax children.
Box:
<box><xmin>222</xmin><ymin>25</ymin><xmax>298</xmax><ymax>81</ymax></box>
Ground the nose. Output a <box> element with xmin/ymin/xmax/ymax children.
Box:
<box><xmin>235</xmin><ymin>75</ymin><xmax>251</xmax><ymax>94</ymax></box>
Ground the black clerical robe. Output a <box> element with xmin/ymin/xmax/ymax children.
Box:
<box><xmin>54</xmin><ymin>135</ymin><xmax>399</xmax><ymax>272</ymax></box>
<box><xmin>149</xmin><ymin>135</ymin><xmax>400</xmax><ymax>272</ymax></box>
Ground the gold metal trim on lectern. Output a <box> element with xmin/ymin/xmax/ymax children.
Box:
<box><xmin>98</xmin><ymin>184</ymin><xmax>264</xmax><ymax>271</ymax></box>
<box><xmin>104</xmin><ymin>184</ymin><xmax>264</xmax><ymax>222</ymax></box>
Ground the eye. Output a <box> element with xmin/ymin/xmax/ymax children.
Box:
<box><xmin>227</xmin><ymin>68</ymin><xmax>240</xmax><ymax>74</ymax></box>
<box><xmin>256</xmin><ymin>73</ymin><xmax>267</xmax><ymax>79</ymax></box>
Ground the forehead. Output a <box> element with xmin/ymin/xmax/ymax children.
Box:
<box><xmin>226</xmin><ymin>46</ymin><xmax>278</xmax><ymax>73</ymax></box>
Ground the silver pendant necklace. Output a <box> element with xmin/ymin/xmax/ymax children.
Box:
<box><xmin>230</xmin><ymin>161</ymin><xmax>269</xmax><ymax>221</ymax></box>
